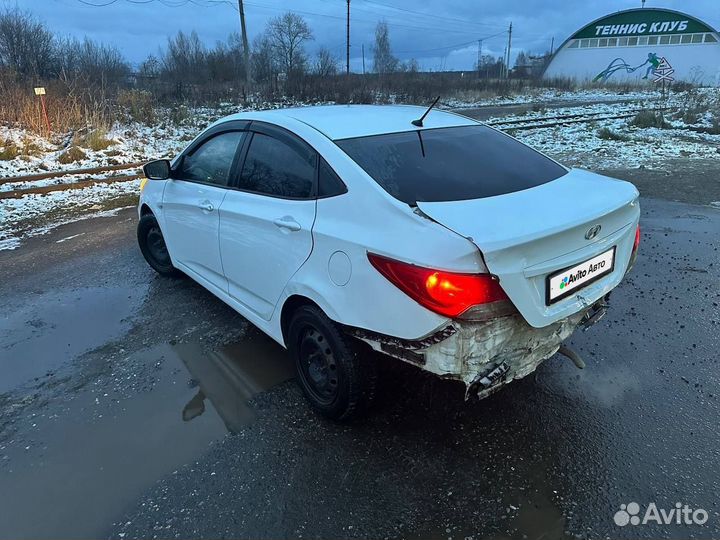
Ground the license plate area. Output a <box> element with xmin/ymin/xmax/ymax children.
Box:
<box><xmin>546</xmin><ymin>246</ymin><xmax>616</xmax><ymax>305</ymax></box>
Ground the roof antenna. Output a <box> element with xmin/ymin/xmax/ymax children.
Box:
<box><xmin>412</xmin><ymin>95</ymin><xmax>440</xmax><ymax>127</ymax></box>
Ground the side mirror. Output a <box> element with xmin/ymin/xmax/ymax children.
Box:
<box><xmin>143</xmin><ymin>159</ymin><xmax>171</xmax><ymax>180</ymax></box>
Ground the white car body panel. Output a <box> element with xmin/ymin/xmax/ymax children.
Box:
<box><xmin>218</xmin><ymin>191</ymin><xmax>316</xmax><ymax>321</ymax></box>
<box><xmin>162</xmin><ymin>180</ymin><xmax>228</xmax><ymax>292</ymax></box>
<box><xmin>138</xmin><ymin>104</ymin><xmax>641</xmax><ymax>392</ymax></box>
<box><xmin>416</xmin><ymin>168</ymin><xmax>640</xmax><ymax>328</ymax></box>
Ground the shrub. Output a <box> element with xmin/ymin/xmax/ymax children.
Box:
<box><xmin>597</xmin><ymin>127</ymin><xmax>630</xmax><ymax>141</ymax></box>
<box><xmin>117</xmin><ymin>89</ymin><xmax>155</xmax><ymax>124</ymax></box>
<box><xmin>74</xmin><ymin>128</ymin><xmax>114</xmax><ymax>151</ymax></box>
<box><xmin>170</xmin><ymin>105</ymin><xmax>190</xmax><ymax>126</ymax></box>
<box><xmin>630</xmin><ymin>110</ymin><xmax>669</xmax><ymax>129</ymax></box>
<box><xmin>0</xmin><ymin>139</ymin><xmax>20</xmax><ymax>160</ymax></box>
<box><xmin>20</xmin><ymin>136</ymin><xmax>44</xmax><ymax>157</ymax></box>
<box><xmin>58</xmin><ymin>146</ymin><xmax>87</xmax><ymax>164</ymax></box>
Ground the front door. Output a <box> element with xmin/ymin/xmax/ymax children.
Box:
<box><xmin>162</xmin><ymin>130</ymin><xmax>246</xmax><ymax>292</ymax></box>
<box><xmin>219</xmin><ymin>127</ymin><xmax>317</xmax><ymax>320</ymax></box>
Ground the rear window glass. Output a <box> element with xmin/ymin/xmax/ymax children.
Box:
<box><xmin>335</xmin><ymin>125</ymin><xmax>567</xmax><ymax>204</ymax></box>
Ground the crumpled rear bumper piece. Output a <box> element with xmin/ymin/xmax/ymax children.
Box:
<box><xmin>350</xmin><ymin>309</ymin><xmax>588</xmax><ymax>399</ymax></box>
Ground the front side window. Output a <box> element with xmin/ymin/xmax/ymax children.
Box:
<box><xmin>178</xmin><ymin>131</ymin><xmax>244</xmax><ymax>186</ymax></box>
<box><xmin>239</xmin><ymin>132</ymin><xmax>316</xmax><ymax>198</ymax></box>
<box><xmin>336</xmin><ymin>125</ymin><xmax>567</xmax><ymax>205</ymax></box>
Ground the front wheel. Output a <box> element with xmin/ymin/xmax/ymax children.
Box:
<box><xmin>287</xmin><ymin>305</ymin><xmax>377</xmax><ymax>421</ymax></box>
<box><xmin>137</xmin><ymin>214</ymin><xmax>181</xmax><ymax>277</ymax></box>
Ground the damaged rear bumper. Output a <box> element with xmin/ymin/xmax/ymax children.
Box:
<box><xmin>349</xmin><ymin>298</ymin><xmax>608</xmax><ymax>400</ymax></box>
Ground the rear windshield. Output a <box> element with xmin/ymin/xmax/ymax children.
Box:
<box><xmin>335</xmin><ymin>125</ymin><xmax>567</xmax><ymax>204</ymax></box>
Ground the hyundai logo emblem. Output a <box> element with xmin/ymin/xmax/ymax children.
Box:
<box><xmin>585</xmin><ymin>224</ymin><xmax>602</xmax><ymax>240</ymax></box>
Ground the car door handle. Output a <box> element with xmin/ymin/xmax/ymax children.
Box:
<box><xmin>198</xmin><ymin>200</ymin><xmax>214</xmax><ymax>212</ymax></box>
<box><xmin>273</xmin><ymin>217</ymin><xmax>301</xmax><ymax>232</ymax></box>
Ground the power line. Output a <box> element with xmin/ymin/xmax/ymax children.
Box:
<box><xmin>242</xmin><ymin>1</ymin><xmax>485</xmax><ymax>35</ymax></box>
<box><xmin>394</xmin><ymin>30</ymin><xmax>506</xmax><ymax>55</ymax></box>
<box><xmin>357</xmin><ymin>0</ymin><xmax>505</xmax><ymax>31</ymax></box>
<box><xmin>75</xmin><ymin>0</ymin><xmax>497</xmax><ymax>37</ymax></box>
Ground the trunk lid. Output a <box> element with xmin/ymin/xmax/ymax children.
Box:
<box><xmin>416</xmin><ymin>169</ymin><xmax>640</xmax><ymax>327</ymax></box>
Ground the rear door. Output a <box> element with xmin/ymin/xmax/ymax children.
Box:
<box><xmin>162</xmin><ymin>128</ymin><xmax>246</xmax><ymax>292</ymax></box>
<box><xmin>218</xmin><ymin>123</ymin><xmax>317</xmax><ymax>320</ymax></box>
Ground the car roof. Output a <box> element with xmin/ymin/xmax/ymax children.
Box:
<box><xmin>219</xmin><ymin>104</ymin><xmax>477</xmax><ymax>140</ymax></box>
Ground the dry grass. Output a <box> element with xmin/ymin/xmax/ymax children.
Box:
<box><xmin>57</xmin><ymin>146</ymin><xmax>87</xmax><ymax>164</ymax></box>
<box><xmin>0</xmin><ymin>136</ymin><xmax>45</xmax><ymax>160</ymax></box>
<box><xmin>0</xmin><ymin>76</ymin><xmax>113</xmax><ymax>135</ymax></box>
<box><xmin>630</xmin><ymin>110</ymin><xmax>669</xmax><ymax>129</ymax></box>
<box><xmin>597</xmin><ymin>127</ymin><xmax>630</xmax><ymax>142</ymax></box>
<box><xmin>73</xmin><ymin>128</ymin><xmax>114</xmax><ymax>151</ymax></box>
<box><xmin>0</xmin><ymin>139</ymin><xmax>20</xmax><ymax>160</ymax></box>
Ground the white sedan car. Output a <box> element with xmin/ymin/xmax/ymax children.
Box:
<box><xmin>138</xmin><ymin>104</ymin><xmax>640</xmax><ymax>420</ymax></box>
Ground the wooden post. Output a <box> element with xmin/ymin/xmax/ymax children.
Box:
<box><xmin>34</xmin><ymin>87</ymin><xmax>51</xmax><ymax>134</ymax></box>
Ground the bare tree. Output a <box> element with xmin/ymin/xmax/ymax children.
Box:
<box><xmin>251</xmin><ymin>33</ymin><xmax>276</xmax><ymax>84</ymax></box>
<box><xmin>314</xmin><ymin>46</ymin><xmax>338</xmax><ymax>77</ymax></box>
<box><xmin>0</xmin><ymin>8</ymin><xmax>55</xmax><ymax>78</ymax></box>
<box><xmin>138</xmin><ymin>54</ymin><xmax>161</xmax><ymax>79</ymax></box>
<box><xmin>404</xmin><ymin>58</ymin><xmax>420</xmax><ymax>73</ymax></box>
<box><xmin>161</xmin><ymin>30</ymin><xmax>207</xmax><ymax>84</ymax></box>
<box><xmin>267</xmin><ymin>12</ymin><xmax>313</xmax><ymax>79</ymax></box>
<box><xmin>56</xmin><ymin>37</ymin><xmax>129</xmax><ymax>87</ymax></box>
<box><xmin>207</xmin><ymin>33</ymin><xmax>245</xmax><ymax>83</ymax></box>
<box><xmin>372</xmin><ymin>21</ymin><xmax>398</xmax><ymax>75</ymax></box>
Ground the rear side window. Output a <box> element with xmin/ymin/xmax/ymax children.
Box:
<box><xmin>318</xmin><ymin>158</ymin><xmax>347</xmax><ymax>197</ymax></box>
<box><xmin>335</xmin><ymin>125</ymin><xmax>567</xmax><ymax>204</ymax></box>
<box><xmin>239</xmin><ymin>132</ymin><xmax>316</xmax><ymax>198</ymax></box>
<box><xmin>178</xmin><ymin>131</ymin><xmax>244</xmax><ymax>186</ymax></box>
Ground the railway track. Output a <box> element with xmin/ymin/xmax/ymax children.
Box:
<box><xmin>1</xmin><ymin>106</ymin><xmax>675</xmax><ymax>200</ymax></box>
<box><xmin>486</xmin><ymin>107</ymin><xmax>672</xmax><ymax>131</ymax></box>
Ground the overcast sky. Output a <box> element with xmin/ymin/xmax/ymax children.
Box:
<box><xmin>9</xmin><ymin>0</ymin><xmax>720</xmax><ymax>70</ymax></box>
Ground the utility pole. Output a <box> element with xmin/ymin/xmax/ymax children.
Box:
<box><xmin>505</xmin><ymin>22</ymin><xmax>513</xmax><ymax>79</ymax></box>
<box><xmin>362</xmin><ymin>44</ymin><xmax>365</xmax><ymax>74</ymax></box>
<box><xmin>477</xmin><ymin>39</ymin><xmax>482</xmax><ymax>79</ymax></box>
<box><xmin>238</xmin><ymin>0</ymin><xmax>251</xmax><ymax>83</ymax></box>
<box><xmin>346</xmin><ymin>0</ymin><xmax>351</xmax><ymax>75</ymax></box>
<box><xmin>550</xmin><ymin>36</ymin><xmax>554</xmax><ymax>56</ymax></box>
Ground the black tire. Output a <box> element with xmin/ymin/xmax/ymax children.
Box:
<box><xmin>137</xmin><ymin>214</ymin><xmax>182</xmax><ymax>277</ymax></box>
<box><xmin>288</xmin><ymin>305</ymin><xmax>377</xmax><ymax>421</ymax></box>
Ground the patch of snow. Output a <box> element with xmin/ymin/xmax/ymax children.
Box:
<box><xmin>55</xmin><ymin>232</ymin><xmax>86</xmax><ymax>243</ymax></box>
<box><xmin>0</xmin><ymin>180</ymin><xmax>139</xmax><ymax>251</ymax></box>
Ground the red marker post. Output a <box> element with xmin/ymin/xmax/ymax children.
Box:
<box><xmin>34</xmin><ymin>87</ymin><xmax>51</xmax><ymax>134</ymax></box>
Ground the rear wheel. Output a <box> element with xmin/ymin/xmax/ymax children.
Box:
<box><xmin>288</xmin><ymin>305</ymin><xmax>376</xmax><ymax>421</ymax></box>
<box><xmin>137</xmin><ymin>214</ymin><xmax>181</xmax><ymax>277</ymax></box>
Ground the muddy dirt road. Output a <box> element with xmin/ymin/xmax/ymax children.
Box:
<box><xmin>1</xmin><ymin>181</ymin><xmax>719</xmax><ymax>538</ymax></box>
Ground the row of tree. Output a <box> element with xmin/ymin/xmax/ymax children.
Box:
<box><xmin>0</xmin><ymin>7</ymin><xmax>437</xmax><ymax>90</ymax></box>
<box><xmin>0</xmin><ymin>8</ymin><xmax>130</xmax><ymax>88</ymax></box>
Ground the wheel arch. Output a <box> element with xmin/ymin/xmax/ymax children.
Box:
<box><xmin>280</xmin><ymin>294</ymin><xmax>323</xmax><ymax>346</ymax></box>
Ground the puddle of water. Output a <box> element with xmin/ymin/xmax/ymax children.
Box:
<box><xmin>0</xmin><ymin>286</ymin><xmax>147</xmax><ymax>393</ymax></box>
<box><xmin>0</xmin><ymin>331</ymin><xmax>293</xmax><ymax>539</ymax></box>
<box><xmin>176</xmin><ymin>332</ymin><xmax>293</xmax><ymax>432</ymax></box>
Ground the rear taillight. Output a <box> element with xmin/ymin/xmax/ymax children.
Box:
<box><xmin>627</xmin><ymin>224</ymin><xmax>640</xmax><ymax>272</ymax></box>
<box><xmin>367</xmin><ymin>253</ymin><xmax>510</xmax><ymax>319</ymax></box>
